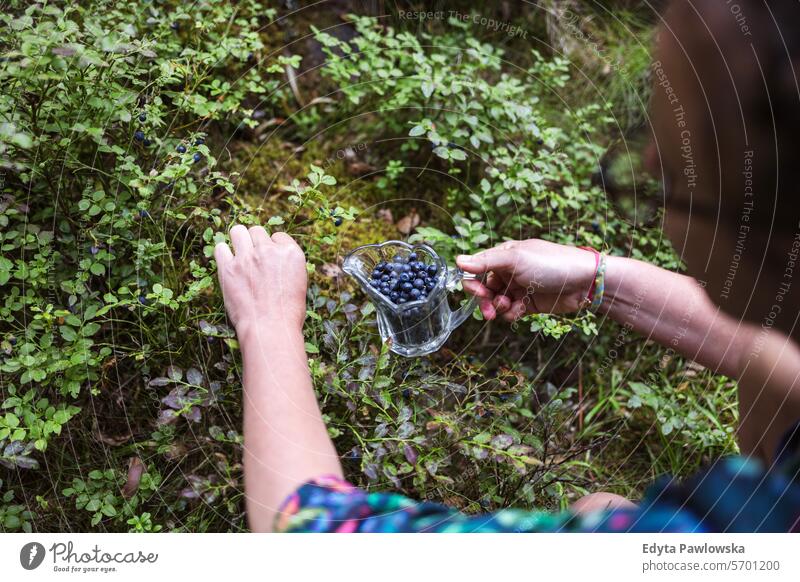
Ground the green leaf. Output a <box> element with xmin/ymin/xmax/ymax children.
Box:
<box><xmin>4</xmin><ymin>514</ymin><xmax>21</xmax><ymax>529</ymax></box>
<box><xmin>53</xmin><ymin>409</ymin><xmax>70</xmax><ymax>424</ymax></box>
<box><xmin>432</xmin><ymin>146</ymin><xmax>449</xmax><ymax>159</ymax></box>
<box><xmin>59</xmin><ymin>326</ymin><xmax>77</xmax><ymax>342</ymax></box>
<box><xmin>81</xmin><ymin>322</ymin><xmax>101</xmax><ymax>337</ymax></box>
<box><xmin>85</xmin><ymin>498</ymin><xmax>101</xmax><ymax>512</ymax></box>
<box><xmin>4</xmin><ymin>412</ymin><xmax>20</xmax><ymax>428</ymax></box>
<box><xmin>449</xmin><ymin>148</ymin><xmax>466</xmax><ymax>161</ymax></box>
<box><xmin>472</xmin><ymin>432</ymin><xmax>491</xmax><ymax>444</ymax></box>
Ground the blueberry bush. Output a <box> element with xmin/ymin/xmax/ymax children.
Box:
<box><xmin>0</xmin><ymin>1</ymin><xmax>737</xmax><ymax>532</ymax></box>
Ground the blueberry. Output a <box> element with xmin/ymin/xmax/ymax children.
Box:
<box><xmin>370</xmin><ymin>279</ymin><xmax>380</xmax><ymax>288</ymax></box>
<box><xmin>176</xmin><ymin>145</ymin><xmax>186</xmax><ymax>153</ymax></box>
<box><xmin>143</xmin><ymin>138</ymin><xmax>152</xmax><ymax>146</ymax></box>
<box><xmin>410</xmin><ymin>288</ymin><xmax>421</xmax><ymax>299</ymax></box>
<box><xmin>9</xmin><ymin>336</ymin><xmax>17</xmax><ymax>346</ymax></box>
<box><xmin>399</xmin><ymin>273</ymin><xmax>410</xmax><ymax>282</ymax></box>
<box><xmin>408</xmin><ymin>252</ymin><xmax>418</xmax><ymax>261</ymax></box>
<box><xmin>401</xmin><ymin>264</ymin><xmax>411</xmax><ymax>272</ymax></box>
<box><xmin>139</xmin><ymin>209</ymin><xmax>150</xmax><ymax>218</ymax></box>
<box><xmin>393</xmin><ymin>255</ymin><xmax>403</xmax><ymax>263</ymax></box>
<box><xmin>372</xmin><ymin>268</ymin><xmax>381</xmax><ymax>277</ymax></box>
<box><xmin>138</xmin><ymin>295</ymin><xmax>148</xmax><ymax>305</ymax></box>
<box><xmin>402</xmin><ymin>388</ymin><xmax>411</xmax><ymax>399</ymax></box>
<box><xmin>401</xmin><ymin>282</ymin><xmax>413</xmax><ymax>291</ymax></box>
<box><xmin>426</xmin><ymin>280</ymin><xmax>435</xmax><ymax>291</ymax></box>
<box><xmin>138</xmin><ymin>112</ymin><xmax>147</xmax><ymax>122</ymax></box>
<box><xmin>390</xmin><ymin>291</ymin><xmax>399</xmax><ymax>301</ymax></box>
<box><xmin>193</xmin><ymin>153</ymin><xmax>202</xmax><ymax>163</ymax></box>
<box><xmin>397</xmin><ymin>297</ymin><xmax>407</xmax><ymax>304</ymax></box>
<box><xmin>413</xmin><ymin>278</ymin><xmax>425</xmax><ymax>289</ymax></box>
<box><xmin>380</xmin><ymin>274</ymin><xmax>389</xmax><ymax>282</ymax></box>
<box><xmin>419</xmin><ymin>292</ymin><xmax>427</xmax><ymax>300</ymax></box>
<box><xmin>194</xmin><ymin>138</ymin><xmax>205</xmax><ymax>146</ymax></box>
<box><xmin>427</xmin><ymin>264</ymin><xmax>438</xmax><ymax>276</ymax></box>
<box><xmin>134</xmin><ymin>130</ymin><xmax>144</xmax><ymax>141</ymax></box>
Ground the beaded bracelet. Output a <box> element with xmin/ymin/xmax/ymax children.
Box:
<box><xmin>590</xmin><ymin>253</ymin><xmax>607</xmax><ymax>312</ymax></box>
<box><xmin>578</xmin><ymin>246</ymin><xmax>606</xmax><ymax>312</ymax></box>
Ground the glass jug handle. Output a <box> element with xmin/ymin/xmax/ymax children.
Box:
<box><xmin>445</xmin><ymin>268</ymin><xmax>480</xmax><ymax>330</ymax></box>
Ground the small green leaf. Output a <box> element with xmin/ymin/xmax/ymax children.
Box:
<box><xmin>472</xmin><ymin>432</ymin><xmax>491</xmax><ymax>444</ymax></box>
<box><xmin>4</xmin><ymin>412</ymin><xmax>20</xmax><ymax>428</ymax></box>
<box><xmin>449</xmin><ymin>148</ymin><xmax>466</xmax><ymax>161</ymax></box>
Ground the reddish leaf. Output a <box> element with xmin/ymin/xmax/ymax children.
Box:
<box><xmin>121</xmin><ymin>457</ymin><xmax>145</xmax><ymax>499</ymax></box>
<box><xmin>396</xmin><ymin>209</ymin><xmax>420</xmax><ymax>235</ymax></box>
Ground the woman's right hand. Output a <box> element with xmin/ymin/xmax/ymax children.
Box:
<box><xmin>456</xmin><ymin>239</ymin><xmax>599</xmax><ymax>321</ymax></box>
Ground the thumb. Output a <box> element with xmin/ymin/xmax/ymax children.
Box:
<box><xmin>457</xmin><ymin>246</ymin><xmax>517</xmax><ymax>274</ymax></box>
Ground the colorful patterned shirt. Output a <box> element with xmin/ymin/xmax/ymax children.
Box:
<box><xmin>275</xmin><ymin>422</ymin><xmax>800</xmax><ymax>533</ymax></box>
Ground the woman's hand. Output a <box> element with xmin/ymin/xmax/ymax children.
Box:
<box><xmin>456</xmin><ymin>239</ymin><xmax>598</xmax><ymax>321</ymax></box>
<box><xmin>214</xmin><ymin>225</ymin><xmax>307</xmax><ymax>342</ymax></box>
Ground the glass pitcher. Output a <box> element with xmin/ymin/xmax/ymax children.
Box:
<box><xmin>342</xmin><ymin>240</ymin><xmax>478</xmax><ymax>357</ymax></box>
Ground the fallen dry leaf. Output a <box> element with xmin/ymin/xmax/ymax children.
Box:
<box><xmin>396</xmin><ymin>209</ymin><xmax>420</xmax><ymax>235</ymax></box>
<box><xmin>346</xmin><ymin>161</ymin><xmax>375</xmax><ymax>176</ymax></box>
<box><xmin>121</xmin><ymin>457</ymin><xmax>145</xmax><ymax>499</ymax></box>
<box><xmin>376</xmin><ymin>208</ymin><xmax>393</xmax><ymax>223</ymax></box>
<box><xmin>320</xmin><ymin>262</ymin><xmax>344</xmax><ymax>279</ymax></box>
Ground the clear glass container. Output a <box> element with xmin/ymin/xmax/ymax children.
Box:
<box><xmin>343</xmin><ymin>240</ymin><xmax>478</xmax><ymax>357</ymax></box>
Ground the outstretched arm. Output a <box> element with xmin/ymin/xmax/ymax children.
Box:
<box><xmin>598</xmin><ymin>255</ymin><xmax>756</xmax><ymax>378</ymax></box>
<box><xmin>215</xmin><ymin>225</ymin><xmax>343</xmax><ymax>532</ymax></box>
<box><xmin>457</xmin><ymin>240</ymin><xmax>756</xmax><ymax>378</ymax></box>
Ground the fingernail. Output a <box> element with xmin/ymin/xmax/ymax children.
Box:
<box><xmin>457</xmin><ymin>255</ymin><xmax>473</xmax><ymax>265</ymax></box>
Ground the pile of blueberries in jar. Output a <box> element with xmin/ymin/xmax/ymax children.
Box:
<box><xmin>369</xmin><ymin>252</ymin><xmax>439</xmax><ymax>305</ymax></box>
